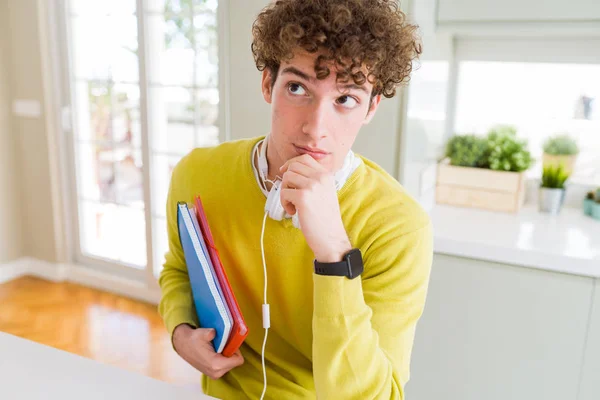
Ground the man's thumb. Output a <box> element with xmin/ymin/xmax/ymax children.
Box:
<box><xmin>201</xmin><ymin>328</ymin><xmax>216</xmax><ymax>341</ymax></box>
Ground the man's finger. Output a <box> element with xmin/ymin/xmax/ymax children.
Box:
<box><xmin>280</xmin><ymin>188</ymin><xmax>301</xmax><ymax>216</ymax></box>
<box><xmin>212</xmin><ymin>351</ymin><xmax>245</xmax><ymax>370</ymax></box>
<box><xmin>197</xmin><ymin>328</ymin><xmax>216</xmax><ymax>341</ymax></box>
<box><xmin>281</xmin><ymin>160</ymin><xmax>315</xmax><ymax>178</ymax></box>
<box><xmin>280</xmin><ymin>154</ymin><xmax>324</xmax><ymax>173</ymax></box>
<box><xmin>282</xmin><ymin>170</ymin><xmax>311</xmax><ymax>191</ymax></box>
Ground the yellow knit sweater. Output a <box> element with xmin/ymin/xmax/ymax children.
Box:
<box><xmin>158</xmin><ymin>137</ymin><xmax>433</xmax><ymax>400</ymax></box>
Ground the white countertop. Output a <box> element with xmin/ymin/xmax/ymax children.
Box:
<box><xmin>431</xmin><ymin>204</ymin><xmax>600</xmax><ymax>278</ymax></box>
<box><xmin>0</xmin><ymin>331</ymin><xmax>217</xmax><ymax>400</ymax></box>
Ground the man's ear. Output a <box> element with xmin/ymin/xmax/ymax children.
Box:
<box><xmin>363</xmin><ymin>94</ymin><xmax>382</xmax><ymax>125</ymax></box>
<box><xmin>261</xmin><ymin>69</ymin><xmax>273</xmax><ymax>104</ymax></box>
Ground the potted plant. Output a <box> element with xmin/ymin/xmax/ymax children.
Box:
<box><xmin>593</xmin><ymin>197</ymin><xmax>600</xmax><ymax>221</ymax></box>
<box><xmin>444</xmin><ymin>134</ymin><xmax>488</xmax><ymax>167</ymax></box>
<box><xmin>542</xmin><ymin>134</ymin><xmax>579</xmax><ymax>174</ymax></box>
<box><xmin>584</xmin><ymin>191</ymin><xmax>596</xmax><ymax>216</ymax></box>
<box><xmin>539</xmin><ymin>163</ymin><xmax>569</xmax><ymax>214</ymax></box>
<box><xmin>484</xmin><ymin>125</ymin><xmax>534</xmax><ymax>172</ymax></box>
<box><xmin>436</xmin><ymin>125</ymin><xmax>534</xmax><ymax>213</ymax></box>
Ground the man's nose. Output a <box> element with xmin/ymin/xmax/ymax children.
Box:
<box><xmin>301</xmin><ymin>101</ymin><xmax>330</xmax><ymax>139</ymax></box>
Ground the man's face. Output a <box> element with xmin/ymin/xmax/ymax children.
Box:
<box><xmin>261</xmin><ymin>49</ymin><xmax>382</xmax><ymax>173</ymax></box>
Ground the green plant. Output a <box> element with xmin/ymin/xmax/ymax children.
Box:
<box><xmin>487</xmin><ymin>124</ymin><xmax>518</xmax><ymax>137</ymax></box>
<box><xmin>587</xmin><ymin>191</ymin><xmax>596</xmax><ymax>200</ymax></box>
<box><xmin>445</xmin><ymin>134</ymin><xmax>488</xmax><ymax>167</ymax></box>
<box><xmin>543</xmin><ymin>134</ymin><xmax>579</xmax><ymax>156</ymax></box>
<box><xmin>483</xmin><ymin>125</ymin><xmax>533</xmax><ymax>172</ymax></box>
<box><xmin>541</xmin><ymin>163</ymin><xmax>569</xmax><ymax>189</ymax></box>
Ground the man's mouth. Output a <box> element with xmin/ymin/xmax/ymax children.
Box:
<box><xmin>293</xmin><ymin>145</ymin><xmax>330</xmax><ymax>160</ymax></box>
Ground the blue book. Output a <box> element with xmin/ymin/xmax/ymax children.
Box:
<box><xmin>177</xmin><ymin>202</ymin><xmax>232</xmax><ymax>353</ymax></box>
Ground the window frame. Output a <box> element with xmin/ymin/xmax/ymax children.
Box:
<box><xmin>53</xmin><ymin>0</ymin><xmax>231</xmax><ymax>287</ymax></box>
<box><xmin>447</xmin><ymin>36</ymin><xmax>600</xmax><ymax>190</ymax></box>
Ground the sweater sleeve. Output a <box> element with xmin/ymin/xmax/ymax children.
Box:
<box><xmin>312</xmin><ymin>221</ymin><xmax>433</xmax><ymax>400</ymax></box>
<box><xmin>157</xmin><ymin>159</ymin><xmax>199</xmax><ymax>341</ymax></box>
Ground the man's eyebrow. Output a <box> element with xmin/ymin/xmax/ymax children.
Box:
<box><xmin>282</xmin><ymin>66</ymin><xmax>369</xmax><ymax>95</ymax></box>
<box><xmin>281</xmin><ymin>66</ymin><xmax>315</xmax><ymax>83</ymax></box>
<box><xmin>339</xmin><ymin>83</ymin><xmax>370</xmax><ymax>95</ymax></box>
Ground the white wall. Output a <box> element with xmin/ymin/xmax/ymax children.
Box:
<box><xmin>5</xmin><ymin>0</ymin><xmax>57</xmax><ymax>263</ymax></box>
<box><xmin>398</xmin><ymin>0</ymin><xmax>454</xmax><ymax>203</ymax></box>
<box><xmin>437</xmin><ymin>0</ymin><xmax>600</xmax><ymax>22</ymax></box>
<box><xmin>0</xmin><ymin>0</ymin><xmax>23</xmax><ymax>264</ymax></box>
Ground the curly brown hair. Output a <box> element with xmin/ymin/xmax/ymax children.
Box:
<box><xmin>251</xmin><ymin>0</ymin><xmax>422</xmax><ymax>98</ymax></box>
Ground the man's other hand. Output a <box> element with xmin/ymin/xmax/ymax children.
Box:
<box><xmin>172</xmin><ymin>324</ymin><xmax>244</xmax><ymax>380</ymax></box>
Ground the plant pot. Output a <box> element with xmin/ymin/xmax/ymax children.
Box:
<box><xmin>584</xmin><ymin>198</ymin><xmax>595</xmax><ymax>216</ymax></box>
<box><xmin>542</xmin><ymin>153</ymin><xmax>577</xmax><ymax>174</ymax></box>
<box><xmin>436</xmin><ymin>158</ymin><xmax>526</xmax><ymax>213</ymax></box>
<box><xmin>538</xmin><ymin>187</ymin><xmax>565</xmax><ymax>215</ymax></box>
<box><xmin>592</xmin><ymin>202</ymin><xmax>600</xmax><ymax>221</ymax></box>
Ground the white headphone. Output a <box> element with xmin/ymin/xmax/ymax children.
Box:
<box><xmin>258</xmin><ymin>136</ymin><xmax>360</xmax><ymax>229</ymax></box>
<box><xmin>255</xmin><ymin>136</ymin><xmax>360</xmax><ymax>399</ymax></box>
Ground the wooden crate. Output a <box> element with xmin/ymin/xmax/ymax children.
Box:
<box><xmin>435</xmin><ymin>158</ymin><xmax>526</xmax><ymax>213</ymax></box>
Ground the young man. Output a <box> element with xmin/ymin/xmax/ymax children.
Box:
<box><xmin>158</xmin><ymin>1</ymin><xmax>432</xmax><ymax>399</ymax></box>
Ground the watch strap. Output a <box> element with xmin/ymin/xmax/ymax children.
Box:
<box><xmin>314</xmin><ymin>260</ymin><xmax>349</xmax><ymax>277</ymax></box>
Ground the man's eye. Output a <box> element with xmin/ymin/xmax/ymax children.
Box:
<box><xmin>288</xmin><ymin>83</ymin><xmax>306</xmax><ymax>95</ymax></box>
<box><xmin>336</xmin><ymin>95</ymin><xmax>358</xmax><ymax>109</ymax></box>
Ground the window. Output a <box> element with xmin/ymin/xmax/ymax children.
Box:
<box><xmin>63</xmin><ymin>0</ymin><xmax>221</xmax><ymax>279</ymax></box>
<box><xmin>452</xmin><ymin>38</ymin><xmax>600</xmax><ymax>186</ymax></box>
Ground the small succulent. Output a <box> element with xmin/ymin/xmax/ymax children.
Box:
<box><xmin>484</xmin><ymin>125</ymin><xmax>533</xmax><ymax>172</ymax></box>
<box><xmin>445</xmin><ymin>134</ymin><xmax>488</xmax><ymax>167</ymax></box>
<box><xmin>541</xmin><ymin>163</ymin><xmax>570</xmax><ymax>189</ymax></box>
<box><xmin>586</xmin><ymin>191</ymin><xmax>596</xmax><ymax>200</ymax></box>
<box><xmin>543</xmin><ymin>134</ymin><xmax>579</xmax><ymax>156</ymax></box>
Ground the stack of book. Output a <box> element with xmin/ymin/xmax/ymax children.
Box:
<box><xmin>177</xmin><ymin>195</ymin><xmax>249</xmax><ymax>356</ymax></box>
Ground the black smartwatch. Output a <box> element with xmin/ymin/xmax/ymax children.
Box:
<box><xmin>314</xmin><ymin>248</ymin><xmax>364</xmax><ymax>279</ymax></box>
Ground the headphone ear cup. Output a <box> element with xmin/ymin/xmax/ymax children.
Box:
<box><xmin>291</xmin><ymin>213</ymin><xmax>300</xmax><ymax>229</ymax></box>
<box><xmin>265</xmin><ymin>181</ymin><xmax>285</xmax><ymax>221</ymax></box>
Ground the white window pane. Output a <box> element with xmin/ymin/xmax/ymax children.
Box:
<box><xmin>147</xmin><ymin>0</ymin><xmax>187</xmax><ymax>14</ymax></box>
<box><xmin>148</xmin><ymin>86</ymin><xmax>195</xmax><ymax>154</ymax></box>
<box><xmin>71</xmin><ymin>15</ymin><xmax>138</xmax><ymax>82</ymax></box>
<box><xmin>75</xmin><ymin>142</ymin><xmax>115</xmax><ymax>203</ymax></box>
<box><xmin>193</xmin><ymin>0</ymin><xmax>218</xmax><ymax>13</ymax></box>
<box><xmin>153</xmin><ymin>216</ymin><xmax>168</xmax><ymax>277</ymax></box>
<box><xmin>196</xmin><ymin>125</ymin><xmax>219</xmax><ymax>148</ymax></box>
<box><xmin>80</xmin><ymin>201</ymin><xmax>147</xmax><ymax>268</ymax></box>
<box><xmin>75</xmin><ymin>142</ymin><xmax>144</xmax><ymax>208</ymax></box>
<box><xmin>70</xmin><ymin>0</ymin><xmax>136</xmax><ymax>16</ymax></box>
<box><xmin>65</xmin><ymin>0</ymin><xmax>220</xmax><ymax>275</ymax></box>
<box><xmin>403</xmin><ymin>61</ymin><xmax>450</xmax><ymax>197</ymax></box>
<box><xmin>151</xmin><ymin>154</ymin><xmax>183</xmax><ymax>218</ymax></box>
<box><xmin>114</xmin><ymin>148</ymin><xmax>144</xmax><ymax>208</ymax></box>
<box><xmin>146</xmin><ymin>0</ymin><xmax>217</xmax><ymax>14</ymax></box>
<box><xmin>146</xmin><ymin>14</ymin><xmax>195</xmax><ymax>86</ymax></box>
<box><xmin>195</xmin><ymin>87</ymin><xmax>219</xmax><ymax>126</ymax></box>
<box><xmin>74</xmin><ymin>82</ymin><xmax>141</xmax><ymax>146</ymax></box>
<box><xmin>194</xmin><ymin>12</ymin><xmax>218</xmax><ymax>87</ymax></box>
<box><xmin>75</xmin><ymin>81</ymin><xmax>108</xmax><ymax>142</ymax></box>
<box><xmin>112</xmin><ymin>83</ymin><xmax>142</xmax><ymax>146</ymax></box>
<box><xmin>455</xmin><ymin>61</ymin><xmax>600</xmax><ymax>185</ymax></box>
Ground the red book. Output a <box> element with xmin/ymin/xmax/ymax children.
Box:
<box><xmin>193</xmin><ymin>194</ymin><xmax>249</xmax><ymax>357</ymax></box>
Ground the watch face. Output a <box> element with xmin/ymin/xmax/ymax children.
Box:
<box><xmin>346</xmin><ymin>249</ymin><xmax>364</xmax><ymax>279</ymax></box>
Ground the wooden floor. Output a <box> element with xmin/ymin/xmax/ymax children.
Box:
<box><xmin>0</xmin><ymin>276</ymin><xmax>201</xmax><ymax>389</ymax></box>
